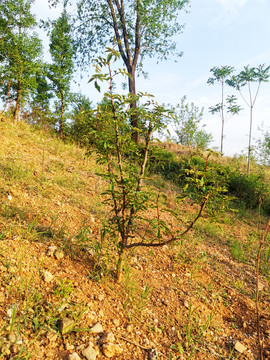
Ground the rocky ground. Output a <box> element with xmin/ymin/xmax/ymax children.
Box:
<box><xmin>0</xmin><ymin>120</ymin><xmax>269</xmax><ymax>359</ymax></box>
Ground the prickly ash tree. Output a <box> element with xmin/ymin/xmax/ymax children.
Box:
<box><xmin>90</xmin><ymin>49</ymin><xmax>228</xmax><ymax>281</ymax></box>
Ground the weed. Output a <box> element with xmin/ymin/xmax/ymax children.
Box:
<box><xmin>53</xmin><ymin>278</ymin><xmax>74</xmax><ymax>299</ymax></box>
<box><xmin>228</xmin><ymin>239</ymin><xmax>246</xmax><ymax>262</ymax></box>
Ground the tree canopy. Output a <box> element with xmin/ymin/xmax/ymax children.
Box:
<box><xmin>74</xmin><ymin>0</ymin><xmax>189</xmax><ymax>143</ymax></box>
<box><xmin>0</xmin><ymin>0</ymin><xmax>42</xmax><ymax>121</ymax></box>
<box><xmin>47</xmin><ymin>8</ymin><xmax>75</xmax><ymax>136</ymax></box>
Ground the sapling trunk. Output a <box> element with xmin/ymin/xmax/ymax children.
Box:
<box><xmin>116</xmin><ymin>246</ymin><xmax>126</xmax><ymax>282</ymax></box>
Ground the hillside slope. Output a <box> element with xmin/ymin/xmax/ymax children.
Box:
<box><xmin>0</xmin><ymin>120</ymin><xmax>269</xmax><ymax>360</ymax></box>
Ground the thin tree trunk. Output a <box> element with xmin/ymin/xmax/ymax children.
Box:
<box><xmin>14</xmin><ymin>79</ymin><xmax>21</xmax><ymax>122</ymax></box>
<box><xmin>116</xmin><ymin>247</ymin><xmax>125</xmax><ymax>282</ymax></box>
<box><xmin>220</xmin><ymin>79</ymin><xmax>224</xmax><ymax>155</ymax></box>
<box><xmin>128</xmin><ymin>66</ymin><xmax>139</xmax><ymax>144</ymax></box>
<box><xmin>247</xmin><ymin>106</ymin><xmax>253</xmax><ymax>174</ymax></box>
<box><xmin>60</xmin><ymin>90</ymin><xmax>64</xmax><ymax>137</ymax></box>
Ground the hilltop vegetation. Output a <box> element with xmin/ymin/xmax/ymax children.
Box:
<box><xmin>0</xmin><ymin>118</ymin><xmax>269</xmax><ymax>359</ymax></box>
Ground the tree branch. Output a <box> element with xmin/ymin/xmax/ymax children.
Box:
<box><xmin>106</xmin><ymin>0</ymin><xmax>128</xmax><ymax>66</ymax></box>
<box><xmin>125</xmin><ymin>194</ymin><xmax>210</xmax><ymax>249</ymax></box>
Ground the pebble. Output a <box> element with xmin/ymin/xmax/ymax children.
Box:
<box><xmin>234</xmin><ymin>341</ymin><xmax>247</xmax><ymax>353</ymax></box>
<box><xmin>65</xmin><ymin>341</ymin><xmax>74</xmax><ymax>351</ymax></box>
<box><xmin>58</xmin><ymin>318</ymin><xmax>75</xmax><ymax>335</ymax></box>
<box><xmin>69</xmin><ymin>352</ymin><xmax>81</xmax><ymax>360</ymax></box>
<box><xmin>126</xmin><ymin>324</ymin><xmax>133</xmax><ymax>332</ymax></box>
<box><xmin>43</xmin><ymin>270</ymin><xmax>54</xmax><ymax>283</ymax></box>
<box><xmin>112</xmin><ymin>319</ymin><xmax>120</xmax><ymax>327</ymax></box>
<box><xmin>47</xmin><ymin>331</ymin><xmax>58</xmax><ymax>343</ymax></box>
<box><xmin>98</xmin><ymin>332</ymin><xmax>115</xmax><ymax>345</ymax></box>
<box><xmin>87</xmin><ymin>248</ymin><xmax>95</xmax><ymax>257</ymax></box>
<box><xmin>258</xmin><ymin>281</ymin><xmax>264</xmax><ymax>291</ymax></box>
<box><xmin>90</xmin><ymin>322</ymin><xmax>103</xmax><ymax>334</ymax></box>
<box><xmin>101</xmin><ymin>343</ymin><xmax>123</xmax><ymax>358</ymax></box>
<box><xmin>9</xmin><ymin>332</ymin><xmax>22</xmax><ymax>345</ymax></box>
<box><xmin>46</xmin><ymin>246</ymin><xmax>57</xmax><ymax>257</ymax></box>
<box><xmin>82</xmin><ymin>345</ymin><xmax>97</xmax><ymax>360</ymax></box>
<box><xmin>54</xmin><ymin>249</ymin><xmax>65</xmax><ymax>260</ymax></box>
<box><xmin>95</xmin><ymin>294</ymin><xmax>105</xmax><ymax>301</ymax></box>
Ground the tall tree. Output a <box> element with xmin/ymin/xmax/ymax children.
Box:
<box><xmin>0</xmin><ymin>0</ymin><xmax>42</xmax><ymax>121</ymax></box>
<box><xmin>25</xmin><ymin>65</ymin><xmax>55</xmax><ymax>128</ymax></box>
<box><xmin>256</xmin><ymin>129</ymin><xmax>270</xmax><ymax>166</ymax></box>
<box><xmin>171</xmin><ymin>96</ymin><xmax>213</xmax><ymax>149</ymax></box>
<box><xmin>207</xmin><ymin>66</ymin><xmax>241</xmax><ymax>155</ymax></box>
<box><xmin>72</xmin><ymin>0</ymin><xmax>189</xmax><ymax>143</ymax></box>
<box><xmin>227</xmin><ymin>64</ymin><xmax>270</xmax><ymax>174</ymax></box>
<box><xmin>47</xmin><ymin>8</ymin><xmax>74</xmax><ymax>136</ymax></box>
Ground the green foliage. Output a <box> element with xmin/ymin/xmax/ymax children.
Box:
<box><xmin>179</xmin><ymin>152</ymin><xmax>231</xmax><ymax>216</ymax></box>
<box><xmin>228</xmin><ymin>171</ymin><xmax>270</xmax><ymax>213</ymax></box>
<box><xmin>87</xmin><ymin>48</ymin><xmax>220</xmax><ymax>280</ymax></box>
<box><xmin>68</xmin><ymin>94</ymin><xmax>94</xmax><ymax>144</ymax></box>
<box><xmin>256</xmin><ymin>129</ymin><xmax>270</xmax><ymax>165</ymax></box>
<box><xmin>72</xmin><ymin>0</ymin><xmax>190</xmax><ymax>142</ymax></box>
<box><xmin>47</xmin><ymin>8</ymin><xmax>75</xmax><ymax>136</ymax></box>
<box><xmin>171</xmin><ymin>96</ymin><xmax>213</xmax><ymax>149</ymax></box>
<box><xmin>0</xmin><ymin>0</ymin><xmax>42</xmax><ymax>120</ymax></box>
<box><xmin>148</xmin><ymin>147</ymin><xmax>231</xmax><ymax>215</ymax></box>
<box><xmin>24</xmin><ymin>65</ymin><xmax>56</xmax><ymax>128</ymax></box>
<box><xmin>75</xmin><ymin>0</ymin><xmax>189</xmax><ymax>69</ymax></box>
<box><xmin>207</xmin><ymin>66</ymin><xmax>241</xmax><ymax>154</ymax></box>
<box><xmin>227</xmin><ymin>64</ymin><xmax>270</xmax><ymax>173</ymax></box>
<box><xmin>147</xmin><ymin>146</ymin><xmax>180</xmax><ymax>180</ymax></box>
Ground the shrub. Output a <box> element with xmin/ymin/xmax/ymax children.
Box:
<box><xmin>228</xmin><ymin>172</ymin><xmax>267</xmax><ymax>210</ymax></box>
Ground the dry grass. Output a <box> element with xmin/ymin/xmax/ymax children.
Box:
<box><xmin>0</xmin><ymin>118</ymin><xmax>269</xmax><ymax>359</ymax></box>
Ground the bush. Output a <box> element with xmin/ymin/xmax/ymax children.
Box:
<box><xmin>147</xmin><ymin>146</ymin><xmax>180</xmax><ymax>180</ymax></box>
<box><xmin>228</xmin><ymin>172</ymin><xmax>270</xmax><ymax>214</ymax></box>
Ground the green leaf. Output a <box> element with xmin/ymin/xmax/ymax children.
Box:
<box><xmin>94</xmin><ymin>81</ymin><xmax>101</xmax><ymax>92</ymax></box>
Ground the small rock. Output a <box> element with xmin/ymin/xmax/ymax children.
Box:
<box><xmin>234</xmin><ymin>341</ymin><xmax>247</xmax><ymax>353</ymax></box>
<box><xmin>101</xmin><ymin>343</ymin><xmax>123</xmax><ymax>358</ymax></box>
<box><xmin>90</xmin><ymin>322</ymin><xmax>103</xmax><ymax>334</ymax></box>
<box><xmin>9</xmin><ymin>332</ymin><xmax>22</xmax><ymax>345</ymax></box>
<box><xmin>98</xmin><ymin>332</ymin><xmax>115</xmax><ymax>345</ymax></box>
<box><xmin>112</xmin><ymin>319</ymin><xmax>120</xmax><ymax>327</ymax></box>
<box><xmin>47</xmin><ymin>246</ymin><xmax>57</xmax><ymax>257</ymax></box>
<box><xmin>54</xmin><ymin>249</ymin><xmax>65</xmax><ymax>260</ymax></box>
<box><xmin>69</xmin><ymin>352</ymin><xmax>81</xmax><ymax>360</ymax></box>
<box><xmin>89</xmin><ymin>214</ymin><xmax>95</xmax><ymax>223</ymax></box>
<box><xmin>43</xmin><ymin>270</ymin><xmax>54</xmax><ymax>283</ymax></box>
<box><xmin>7</xmin><ymin>304</ymin><xmax>18</xmax><ymax>318</ymax></box>
<box><xmin>65</xmin><ymin>341</ymin><xmax>74</xmax><ymax>351</ymax></box>
<box><xmin>82</xmin><ymin>345</ymin><xmax>96</xmax><ymax>360</ymax></box>
<box><xmin>47</xmin><ymin>331</ymin><xmax>58</xmax><ymax>342</ymax></box>
<box><xmin>130</xmin><ymin>257</ymin><xmax>138</xmax><ymax>265</ymax></box>
<box><xmin>59</xmin><ymin>302</ymin><xmax>68</xmax><ymax>312</ymax></box>
<box><xmin>58</xmin><ymin>318</ymin><xmax>75</xmax><ymax>335</ymax></box>
<box><xmin>184</xmin><ymin>300</ymin><xmax>189</xmax><ymax>309</ymax></box>
<box><xmin>258</xmin><ymin>281</ymin><xmax>264</xmax><ymax>291</ymax></box>
<box><xmin>126</xmin><ymin>324</ymin><xmax>133</xmax><ymax>332</ymax></box>
<box><xmin>87</xmin><ymin>248</ymin><xmax>95</xmax><ymax>257</ymax></box>
<box><xmin>95</xmin><ymin>294</ymin><xmax>105</xmax><ymax>301</ymax></box>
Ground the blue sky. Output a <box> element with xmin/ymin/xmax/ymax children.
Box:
<box><xmin>33</xmin><ymin>0</ymin><xmax>270</xmax><ymax>156</ymax></box>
